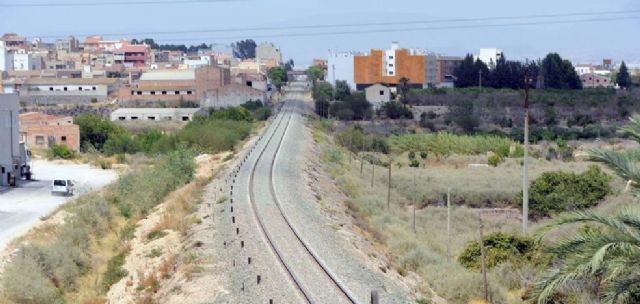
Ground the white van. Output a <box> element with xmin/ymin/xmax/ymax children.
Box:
<box><xmin>51</xmin><ymin>179</ymin><xmax>74</xmax><ymax>196</ymax></box>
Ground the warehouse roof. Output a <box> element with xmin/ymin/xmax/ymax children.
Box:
<box><xmin>24</xmin><ymin>77</ymin><xmax>119</xmax><ymax>85</ymax></box>
<box><xmin>139</xmin><ymin>69</ymin><xmax>195</xmax><ymax>81</ymax></box>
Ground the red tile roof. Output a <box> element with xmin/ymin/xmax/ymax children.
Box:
<box><xmin>115</xmin><ymin>44</ymin><xmax>147</xmax><ymax>53</ymax></box>
<box><xmin>85</xmin><ymin>35</ymin><xmax>102</xmax><ymax>44</ymax></box>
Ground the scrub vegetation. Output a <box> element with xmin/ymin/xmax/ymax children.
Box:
<box><xmin>311</xmin><ymin>117</ymin><xmax>632</xmax><ymax>304</ymax></box>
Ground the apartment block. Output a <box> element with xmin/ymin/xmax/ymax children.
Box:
<box><xmin>354</xmin><ymin>42</ymin><xmax>425</xmax><ymax>90</ymax></box>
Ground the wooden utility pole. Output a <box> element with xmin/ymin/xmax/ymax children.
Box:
<box><xmin>387</xmin><ymin>161</ymin><xmax>392</xmax><ymax>210</ymax></box>
<box><xmin>360</xmin><ymin>133</ymin><xmax>366</xmax><ymax>175</ymax></box>
<box><xmin>478</xmin><ymin>212</ymin><xmax>489</xmax><ymax>303</ymax></box>
<box><xmin>412</xmin><ymin>171</ymin><xmax>417</xmax><ymax>234</ymax></box>
<box><xmin>447</xmin><ymin>188</ymin><xmax>451</xmax><ymax>263</ymax></box>
<box><xmin>371</xmin><ymin>153</ymin><xmax>375</xmax><ymax>188</ymax></box>
<box><xmin>523</xmin><ymin>69</ymin><xmax>531</xmax><ymax>235</ymax></box>
<box><xmin>479</xmin><ymin>69</ymin><xmax>483</xmax><ymax>89</ymax></box>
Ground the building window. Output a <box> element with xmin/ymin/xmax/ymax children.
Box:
<box><xmin>162</xmin><ymin>91</ymin><xmax>167</xmax><ymax>95</ymax></box>
<box><xmin>35</xmin><ymin>136</ymin><xmax>45</xmax><ymax>145</ymax></box>
<box><xmin>78</xmin><ymin>87</ymin><xmax>82</xmax><ymax>91</ymax></box>
<box><xmin>137</xmin><ymin>91</ymin><xmax>142</xmax><ymax>95</ymax></box>
<box><xmin>388</xmin><ymin>64</ymin><xmax>394</xmax><ymax>67</ymax></box>
<box><xmin>131</xmin><ymin>90</ymin><xmax>134</xmax><ymax>95</ymax></box>
<box><xmin>182</xmin><ymin>116</ymin><xmax>189</xmax><ymax>121</ymax></box>
<box><xmin>131</xmin><ymin>116</ymin><xmax>139</xmax><ymax>120</ymax></box>
<box><xmin>147</xmin><ymin>116</ymin><xmax>156</xmax><ymax>121</ymax></box>
<box><xmin>175</xmin><ymin>91</ymin><xmax>180</xmax><ymax>95</ymax></box>
<box><xmin>388</xmin><ymin>71</ymin><xmax>394</xmax><ymax>75</ymax></box>
<box><xmin>150</xmin><ymin>91</ymin><xmax>156</xmax><ymax>95</ymax></box>
<box><xmin>61</xmin><ymin>136</ymin><xmax>67</xmax><ymax>142</ymax></box>
<box><xmin>49</xmin><ymin>87</ymin><xmax>53</xmax><ymax>91</ymax></box>
<box><xmin>379</xmin><ymin>90</ymin><xmax>385</xmax><ymax>96</ymax></box>
<box><xmin>118</xmin><ymin>116</ymin><xmax>126</xmax><ymax>120</ymax></box>
<box><xmin>92</xmin><ymin>86</ymin><xmax>96</xmax><ymax>91</ymax></box>
<box><xmin>63</xmin><ymin>87</ymin><xmax>68</xmax><ymax>91</ymax></box>
<box><xmin>389</xmin><ymin>56</ymin><xmax>393</xmax><ymax>59</ymax></box>
<box><xmin>186</xmin><ymin>91</ymin><xmax>192</xmax><ymax>95</ymax></box>
<box><xmin>164</xmin><ymin>116</ymin><xmax>172</xmax><ymax>121</ymax></box>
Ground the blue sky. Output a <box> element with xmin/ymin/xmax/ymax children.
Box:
<box><xmin>1</xmin><ymin>0</ymin><xmax>639</xmax><ymax>65</ymax></box>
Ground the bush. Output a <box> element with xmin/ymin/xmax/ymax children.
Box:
<box><xmin>103</xmin><ymin>132</ymin><xmax>140</xmax><ymax>155</ymax></box>
<box><xmin>458</xmin><ymin>232</ymin><xmax>539</xmax><ymax>270</ymax></box>
<box><xmin>101</xmin><ymin>251</ymin><xmax>129</xmax><ymax>292</ymax></box>
<box><xmin>48</xmin><ymin>144</ymin><xmax>77</xmax><ymax>159</ymax></box>
<box><xmin>74</xmin><ymin>113</ymin><xmax>123</xmax><ymax>151</ymax></box>
<box><xmin>211</xmin><ymin>107</ymin><xmax>252</xmax><ymax>121</ymax></box>
<box><xmin>487</xmin><ymin>154</ymin><xmax>503</xmax><ymax>167</ymax></box>
<box><xmin>518</xmin><ymin>165</ymin><xmax>611</xmax><ymax>218</ymax></box>
<box><xmin>381</xmin><ymin>101</ymin><xmax>413</xmax><ymax>119</ymax></box>
<box><xmin>2</xmin><ymin>254</ymin><xmax>64</xmax><ymax>304</ymax></box>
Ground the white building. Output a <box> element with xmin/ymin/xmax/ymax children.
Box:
<box><xmin>13</xmin><ymin>51</ymin><xmax>34</xmax><ymax>71</ymax></box>
<box><xmin>183</xmin><ymin>55</ymin><xmax>212</xmax><ymax>69</ymax></box>
<box><xmin>110</xmin><ymin>107</ymin><xmax>207</xmax><ymax>122</ymax></box>
<box><xmin>255</xmin><ymin>42</ymin><xmax>282</xmax><ymax>64</ymax></box>
<box><xmin>327</xmin><ymin>51</ymin><xmax>359</xmax><ymax>89</ymax></box>
<box><xmin>477</xmin><ymin>48</ymin><xmax>503</xmax><ymax>68</ymax></box>
<box><xmin>0</xmin><ymin>41</ymin><xmax>13</xmax><ymax>72</ymax></box>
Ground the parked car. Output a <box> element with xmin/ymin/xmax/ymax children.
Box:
<box><xmin>51</xmin><ymin>179</ymin><xmax>74</xmax><ymax>196</ymax></box>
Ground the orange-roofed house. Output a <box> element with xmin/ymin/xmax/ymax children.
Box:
<box><xmin>19</xmin><ymin>112</ymin><xmax>81</xmax><ymax>151</ymax></box>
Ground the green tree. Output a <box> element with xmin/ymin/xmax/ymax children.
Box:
<box><xmin>74</xmin><ymin>114</ymin><xmax>122</xmax><ymax>151</ymax></box>
<box><xmin>453</xmin><ymin>54</ymin><xmax>478</xmax><ymax>88</ymax></box>
<box><xmin>447</xmin><ymin>99</ymin><xmax>479</xmax><ymax>133</ymax></box>
<box><xmin>334</xmin><ymin>80</ymin><xmax>351</xmax><ymax>101</ymax></box>
<box><xmin>532</xmin><ymin>210</ymin><xmax>640</xmax><ymax>303</ymax></box>
<box><xmin>268</xmin><ymin>66</ymin><xmax>286</xmax><ymax>91</ymax></box>
<box><xmin>541</xmin><ymin>53</ymin><xmax>582</xmax><ymax>89</ymax></box>
<box><xmin>313</xmin><ymin>81</ymin><xmax>333</xmax><ymax>118</ymax></box>
<box><xmin>617</xmin><ymin>61</ymin><xmax>631</xmax><ymax>89</ymax></box>
<box><xmin>381</xmin><ymin>101</ymin><xmax>413</xmax><ymax>119</ymax></box>
<box><xmin>284</xmin><ymin>59</ymin><xmax>294</xmax><ymax>72</ymax></box>
<box><xmin>306</xmin><ymin>65</ymin><xmax>325</xmax><ymax>84</ymax></box>
<box><xmin>398</xmin><ymin>77</ymin><xmax>410</xmax><ymax>104</ymax></box>
<box><xmin>231</xmin><ymin>39</ymin><xmax>256</xmax><ymax>59</ymax></box>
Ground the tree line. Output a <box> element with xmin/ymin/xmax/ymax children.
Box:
<box><xmin>454</xmin><ymin>52</ymin><xmax>583</xmax><ymax>90</ymax></box>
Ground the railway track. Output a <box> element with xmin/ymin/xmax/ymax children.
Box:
<box><xmin>247</xmin><ymin>102</ymin><xmax>358</xmax><ymax>304</ymax></box>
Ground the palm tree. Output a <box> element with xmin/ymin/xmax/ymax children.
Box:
<box><xmin>530</xmin><ymin>115</ymin><xmax>640</xmax><ymax>303</ymax></box>
<box><xmin>531</xmin><ymin>210</ymin><xmax>640</xmax><ymax>304</ymax></box>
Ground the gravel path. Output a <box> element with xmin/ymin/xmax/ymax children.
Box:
<box><xmin>206</xmin><ymin>99</ymin><xmax>412</xmax><ymax>303</ymax></box>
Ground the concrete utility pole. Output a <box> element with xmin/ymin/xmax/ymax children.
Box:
<box><xmin>478</xmin><ymin>212</ymin><xmax>489</xmax><ymax>303</ymax></box>
<box><xmin>447</xmin><ymin>188</ymin><xmax>451</xmax><ymax>263</ymax></box>
<box><xmin>523</xmin><ymin>70</ymin><xmax>531</xmax><ymax>235</ymax></box>
<box><xmin>479</xmin><ymin>69</ymin><xmax>482</xmax><ymax>89</ymax></box>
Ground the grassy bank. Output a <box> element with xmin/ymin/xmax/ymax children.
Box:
<box><xmin>0</xmin><ymin>151</ymin><xmax>195</xmax><ymax>303</ymax></box>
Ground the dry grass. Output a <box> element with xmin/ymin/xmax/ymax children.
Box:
<box><xmin>312</xmin><ymin>121</ymin><xmax>633</xmax><ymax>304</ymax></box>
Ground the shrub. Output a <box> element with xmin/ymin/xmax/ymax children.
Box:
<box><xmin>408</xmin><ymin>151</ymin><xmax>416</xmax><ymax>160</ymax></box>
<box><xmin>103</xmin><ymin>132</ymin><xmax>140</xmax><ymax>155</ymax></box>
<box><xmin>101</xmin><ymin>251</ymin><xmax>129</xmax><ymax>292</ymax></box>
<box><xmin>381</xmin><ymin>101</ymin><xmax>413</xmax><ymax>119</ymax></box>
<box><xmin>74</xmin><ymin>113</ymin><xmax>123</xmax><ymax>151</ymax></box>
<box><xmin>48</xmin><ymin>144</ymin><xmax>77</xmax><ymax>159</ymax></box>
<box><xmin>211</xmin><ymin>107</ymin><xmax>252</xmax><ymax>121</ymax></box>
<box><xmin>458</xmin><ymin>232</ymin><xmax>539</xmax><ymax>270</ymax></box>
<box><xmin>2</xmin><ymin>254</ymin><xmax>63</xmax><ymax>304</ymax></box>
<box><xmin>115</xmin><ymin>153</ymin><xmax>126</xmax><ymax>164</ymax></box>
<box><xmin>487</xmin><ymin>154</ymin><xmax>503</xmax><ymax>167</ymax></box>
<box><xmin>420</xmin><ymin>151</ymin><xmax>428</xmax><ymax>159</ymax></box>
<box><xmin>97</xmin><ymin>158</ymin><xmax>113</xmax><ymax>169</ymax></box>
<box><xmin>518</xmin><ymin>165</ymin><xmax>611</xmax><ymax>218</ymax></box>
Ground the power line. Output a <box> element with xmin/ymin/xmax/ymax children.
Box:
<box><xmin>0</xmin><ymin>0</ymin><xmax>242</xmax><ymax>7</ymax></box>
<box><xmin>149</xmin><ymin>15</ymin><xmax>640</xmax><ymax>42</ymax></box>
<box><xmin>32</xmin><ymin>9</ymin><xmax>640</xmax><ymax>39</ymax></box>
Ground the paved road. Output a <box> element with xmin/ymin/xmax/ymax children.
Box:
<box><xmin>0</xmin><ymin>160</ymin><xmax>117</xmax><ymax>250</ymax></box>
<box><xmin>211</xmin><ymin>97</ymin><xmax>410</xmax><ymax>303</ymax></box>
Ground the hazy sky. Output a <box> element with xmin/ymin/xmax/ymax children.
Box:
<box><xmin>1</xmin><ymin>0</ymin><xmax>639</xmax><ymax>66</ymax></box>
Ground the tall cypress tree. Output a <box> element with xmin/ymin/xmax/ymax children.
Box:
<box><xmin>617</xmin><ymin>61</ymin><xmax>632</xmax><ymax>89</ymax></box>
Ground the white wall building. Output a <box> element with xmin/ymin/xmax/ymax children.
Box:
<box><xmin>183</xmin><ymin>55</ymin><xmax>211</xmax><ymax>69</ymax></box>
<box><xmin>327</xmin><ymin>51</ymin><xmax>358</xmax><ymax>89</ymax></box>
<box><xmin>0</xmin><ymin>41</ymin><xmax>13</xmax><ymax>72</ymax></box>
<box><xmin>13</xmin><ymin>51</ymin><xmax>33</xmax><ymax>71</ymax></box>
<box><xmin>477</xmin><ymin>48</ymin><xmax>503</xmax><ymax>68</ymax></box>
<box><xmin>110</xmin><ymin>108</ymin><xmax>207</xmax><ymax>122</ymax></box>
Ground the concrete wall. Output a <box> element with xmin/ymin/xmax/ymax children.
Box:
<box><xmin>202</xmin><ymin>84</ymin><xmax>266</xmax><ymax>108</ymax></box>
<box><xmin>110</xmin><ymin>108</ymin><xmax>206</xmax><ymax>122</ymax></box>
<box><xmin>20</xmin><ymin>84</ymin><xmax>110</xmax><ymax>97</ymax></box>
<box><xmin>365</xmin><ymin>84</ymin><xmax>391</xmax><ymax>109</ymax></box>
<box><xmin>0</xmin><ymin>94</ymin><xmax>20</xmax><ymax>187</ymax></box>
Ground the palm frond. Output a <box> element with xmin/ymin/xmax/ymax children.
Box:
<box><xmin>588</xmin><ymin>149</ymin><xmax>640</xmax><ymax>187</ymax></box>
<box><xmin>618</xmin><ymin>115</ymin><xmax>640</xmax><ymax>143</ymax></box>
